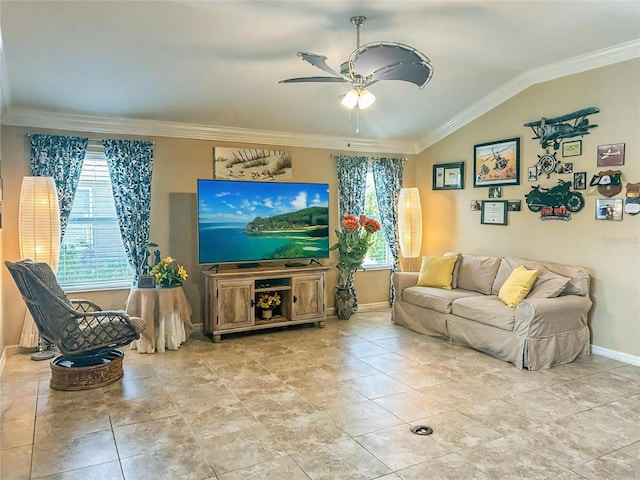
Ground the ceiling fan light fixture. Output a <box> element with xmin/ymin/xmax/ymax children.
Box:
<box><xmin>341</xmin><ymin>89</ymin><xmax>359</xmax><ymax>109</ymax></box>
<box><xmin>341</xmin><ymin>89</ymin><xmax>375</xmax><ymax>110</ymax></box>
<box><xmin>358</xmin><ymin>89</ymin><xmax>375</xmax><ymax>109</ymax></box>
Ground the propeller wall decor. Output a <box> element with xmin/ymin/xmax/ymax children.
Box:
<box><xmin>280</xmin><ymin>16</ymin><xmax>434</xmax><ymax>112</ymax></box>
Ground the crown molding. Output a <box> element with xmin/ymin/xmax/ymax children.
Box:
<box><xmin>415</xmin><ymin>39</ymin><xmax>640</xmax><ymax>152</ymax></box>
<box><xmin>3</xmin><ymin>40</ymin><xmax>638</xmax><ymax>156</ymax></box>
<box><xmin>1</xmin><ymin>108</ymin><xmax>416</xmax><ymax>155</ymax></box>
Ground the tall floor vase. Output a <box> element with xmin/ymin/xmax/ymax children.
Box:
<box><xmin>334</xmin><ymin>286</ymin><xmax>354</xmax><ymax>320</ymax></box>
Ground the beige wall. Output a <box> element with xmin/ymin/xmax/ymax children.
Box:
<box><xmin>0</xmin><ymin>126</ymin><xmax>409</xmax><ymax>347</ymax></box>
<box><xmin>418</xmin><ymin>59</ymin><xmax>640</xmax><ymax>358</ymax></box>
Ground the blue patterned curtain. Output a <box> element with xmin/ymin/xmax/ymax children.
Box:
<box><xmin>372</xmin><ymin>157</ymin><xmax>405</xmax><ymax>304</ymax></box>
<box><xmin>103</xmin><ymin>139</ymin><xmax>154</xmax><ymax>281</ymax></box>
<box><xmin>336</xmin><ymin>155</ymin><xmax>368</xmax><ymax>309</ymax></box>
<box><xmin>29</xmin><ymin>134</ymin><xmax>88</xmax><ymax>238</ymax></box>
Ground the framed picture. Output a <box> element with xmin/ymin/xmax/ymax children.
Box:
<box><xmin>137</xmin><ymin>276</ymin><xmax>157</xmax><ymax>288</ymax></box>
<box><xmin>557</xmin><ymin>162</ymin><xmax>573</xmax><ymax>174</ymax></box>
<box><xmin>470</xmin><ymin>200</ymin><xmax>481</xmax><ymax>211</ymax></box>
<box><xmin>488</xmin><ymin>186</ymin><xmax>502</xmax><ymax>198</ymax></box>
<box><xmin>573</xmin><ymin>172</ymin><xmax>587</xmax><ymax>190</ymax></box>
<box><xmin>481</xmin><ymin>200</ymin><xmax>508</xmax><ymax>225</ymax></box>
<box><xmin>528</xmin><ymin>166</ymin><xmax>537</xmax><ymax>182</ymax></box>
<box><xmin>562</xmin><ymin>140</ymin><xmax>582</xmax><ymax>157</ymax></box>
<box><xmin>508</xmin><ymin>200</ymin><xmax>521</xmax><ymax>211</ymax></box>
<box><xmin>213</xmin><ymin>147</ymin><xmax>292</xmax><ymax>181</ymax></box>
<box><xmin>597</xmin><ymin>143</ymin><xmax>625</xmax><ymax>166</ymax></box>
<box><xmin>433</xmin><ymin>161</ymin><xmax>464</xmax><ymax>190</ymax></box>
<box><xmin>596</xmin><ymin>198</ymin><xmax>623</xmax><ymax>221</ymax></box>
<box><xmin>473</xmin><ymin>137</ymin><xmax>520</xmax><ymax>187</ymax></box>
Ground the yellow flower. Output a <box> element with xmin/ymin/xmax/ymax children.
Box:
<box><xmin>150</xmin><ymin>256</ymin><xmax>188</xmax><ymax>288</ymax></box>
<box><xmin>178</xmin><ymin>265</ymin><xmax>188</xmax><ymax>280</ymax></box>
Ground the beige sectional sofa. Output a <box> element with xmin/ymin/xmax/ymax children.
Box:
<box><xmin>391</xmin><ymin>254</ymin><xmax>593</xmax><ymax>370</ymax></box>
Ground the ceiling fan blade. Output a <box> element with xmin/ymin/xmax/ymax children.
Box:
<box><xmin>350</xmin><ymin>42</ymin><xmax>433</xmax><ymax>88</ymax></box>
<box><xmin>367</xmin><ymin>62</ymin><xmax>433</xmax><ymax>89</ymax></box>
<box><xmin>298</xmin><ymin>52</ymin><xmax>345</xmax><ymax>78</ymax></box>
<box><xmin>279</xmin><ymin>76</ymin><xmax>350</xmax><ymax>84</ymax></box>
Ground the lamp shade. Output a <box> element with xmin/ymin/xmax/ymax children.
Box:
<box><xmin>19</xmin><ymin>176</ymin><xmax>61</xmax><ymax>272</ymax></box>
<box><xmin>340</xmin><ymin>89</ymin><xmax>376</xmax><ymax>110</ymax></box>
<box><xmin>398</xmin><ymin>187</ymin><xmax>422</xmax><ymax>259</ymax></box>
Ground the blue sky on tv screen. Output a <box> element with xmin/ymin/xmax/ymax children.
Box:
<box><xmin>198</xmin><ymin>180</ymin><xmax>329</xmax><ymax>223</ymax></box>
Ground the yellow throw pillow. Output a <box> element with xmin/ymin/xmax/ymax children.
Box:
<box><xmin>498</xmin><ymin>265</ymin><xmax>538</xmax><ymax>307</ymax></box>
<box><xmin>416</xmin><ymin>256</ymin><xmax>458</xmax><ymax>289</ymax></box>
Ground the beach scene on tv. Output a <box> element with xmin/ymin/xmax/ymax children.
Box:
<box><xmin>198</xmin><ymin>180</ymin><xmax>330</xmax><ymax>265</ymax></box>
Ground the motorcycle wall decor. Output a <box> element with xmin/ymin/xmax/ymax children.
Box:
<box><xmin>525</xmin><ymin>179</ymin><xmax>585</xmax><ymax>221</ymax></box>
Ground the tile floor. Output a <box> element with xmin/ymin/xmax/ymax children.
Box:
<box><xmin>2</xmin><ymin>309</ymin><xmax>640</xmax><ymax>479</ymax></box>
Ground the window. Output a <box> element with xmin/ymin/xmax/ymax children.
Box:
<box><xmin>363</xmin><ymin>170</ymin><xmax>392</xmax><ymax>268</ymax></box>
<box><xmin>57</xmin><ymin>144</ymin><xmax>133</xmax><ymax>291</ymax></box>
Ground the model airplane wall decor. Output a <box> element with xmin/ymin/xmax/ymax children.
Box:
<box><xmin>524</xmin><ymin>107</ymin><xmax>599</xmax><ymax>150</ymax></box>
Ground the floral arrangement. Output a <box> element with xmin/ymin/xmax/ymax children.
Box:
<box><xmin>257</xmin><ymin>291</ymin><xmax>281</xmax><ymax>310</ymax></box>
<box><xmin>330</xmin><ymin>214</ymin><xmax>381</xmax><ymax>287</ymax></box>
<box><xmin>150</xmin><ymin>256</ymin><xmax>188</xmax><ymax>288</ymax></box>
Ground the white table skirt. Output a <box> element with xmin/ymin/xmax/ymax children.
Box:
<box><xmin>126</xmin><ymin>286</ymin><xmax>193</xmax><ymax>354</ymax></box>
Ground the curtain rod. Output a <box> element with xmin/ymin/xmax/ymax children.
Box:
<box><xmin>330</xmin><ymin>154</ymin><xmax>408</xmax><ymax>160</ymax></box>
<box><xmin>26</xmin><ymin>133</ymin><xmax>155</xmax><ymax>145</ymax></box>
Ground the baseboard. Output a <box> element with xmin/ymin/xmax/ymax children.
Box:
<box><xmin>0</xmin><ymin>344</ymin><xmax>23</xmax><ymax>376</ymax></box>
<box><xmin>326</xmin><ymin>302</ymin><xmax>391</xmax><ymax>317</ymax></box>
<box><xmin>591</xmin><ymin>344</ymin><xmax>640</xmax><ymax>366</ymax></box>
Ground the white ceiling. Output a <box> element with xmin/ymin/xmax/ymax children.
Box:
<box><xmin>1</xmin><ymin>1</ymin><xmax>639</xmax><ymax>153</ymax></box>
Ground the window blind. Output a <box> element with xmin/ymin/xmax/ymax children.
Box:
<box><xmin>57</xmin><ymin>145</ymin><xmax>134</xmax><ymax>291</ymax></box>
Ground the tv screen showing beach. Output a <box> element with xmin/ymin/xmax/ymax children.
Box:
<box><xmin>197</xmin><ymin>179</ymin><xmax>330</xmax><ymax>265</ymax></box>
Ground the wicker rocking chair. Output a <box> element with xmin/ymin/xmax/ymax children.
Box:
<box><xmin>5</xmin><ymin>259</ymin><xmax>146</xmax><ymax>390</ymax></box>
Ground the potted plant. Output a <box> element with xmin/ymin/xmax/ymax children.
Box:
<box><xmin>256</xmin><ymin>291</ymin><xmax>281</xmax><ymax>320</ymax></box>
<box><xmin>150</xmin><ymin>256</ymin><xmax>188</xmax><ymax>288</ymax></box>
<box><xmin>330</xmin><ymin>214</ymin><xmax>381</xmax><ymax>319</ymax></box>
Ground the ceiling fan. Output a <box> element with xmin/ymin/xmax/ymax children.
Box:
<box><xmin>280</xmin><ymin>15</ymin><xmax>434</xmax><ymax>111</ymax></box>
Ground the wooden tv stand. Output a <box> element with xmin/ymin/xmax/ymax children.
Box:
<box><xmin>202</xmin><ymin>265</ymin><xmax>329</xmax><ymax>342</ymax></box>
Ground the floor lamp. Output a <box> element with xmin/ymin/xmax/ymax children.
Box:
<box><xmin>18</xmin><ymin>176</ymin><xmax>60</xmax><ymax>360</ymax></box>
<box><xmin>398</xmin><ymin>187</ymin><xmax>423</xmax><ymax>271</ymax></box>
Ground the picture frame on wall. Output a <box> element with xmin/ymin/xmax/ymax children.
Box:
<box><xmin>573</xmin><ymin>172</ymin><xmax>587</xmax><ymax>190</ymax></box>
<box><xmin>433</xmin><ymin>161</ymin><xmax>464</xmax><ymax>190</ymax></box>
<box><xmin>213</xmin><ymin>147</ymin><xmax>292</xmax><ymax>181</ymax></box>
<box><xmin>528</xmin><ymin>166</ymin><xmax>537</xmax><ymax>182</ymax></box>
<box><xmin>473</xmin><ymin>137</ymin><xmax>520</xmax><ymax>187</ymax></box>
<box><xmin>562</xmin><ymin>140</ymin><xmax>582</xmax><ymax>157</ymax></box>
<box><xmin>595</xmin><ymin>198</ymin><xmax>623</xmax><ymax>221</ymax></box>
<box><xmin>597</xmin><ymin>143</ymin><xmax>625</xmax><ymax>167</ymax></box>
<box><xmin>481</xmin><ymin>200</ymin><xmax>508</xmax><ymax>225</ymax></box>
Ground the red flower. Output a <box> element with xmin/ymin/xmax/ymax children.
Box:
<box><xmin>363</xmin><ymin>218</ymin><xmax>381</xmax><ymax>233</ymax></box>
<box><xmin>342</xmin><ymin>214</ymin><xmax>360</xmax><ymax>232</ymax></box>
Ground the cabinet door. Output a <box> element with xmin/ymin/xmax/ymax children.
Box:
<box><xmin>291</xmin><ymin>274</ymin><xmax>325</xmax><ymax>320</ymax></box>
<box><xmin>215</xmin><ymin>279</ymin><xmax>254</xmax><ymax>330</ymax></box>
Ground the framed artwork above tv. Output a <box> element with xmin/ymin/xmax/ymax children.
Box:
<box><xmin>213</xmin><ymin>147</ymin><xmax>292</xmax><ymax>181</ymax></box>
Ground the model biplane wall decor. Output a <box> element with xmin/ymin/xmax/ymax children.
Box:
<box><xmin>524</xmin><ymin>107</ymin><xmax>599</xmax><ymax>151</ymax></box>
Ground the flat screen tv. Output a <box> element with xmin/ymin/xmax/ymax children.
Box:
<box><xmin>197</xmin><ymin>179</ymin><xmax>330</xmax><ymax>265</ymax></box>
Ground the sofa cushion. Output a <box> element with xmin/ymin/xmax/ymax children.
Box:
<box><xmin>492</xmin><ymin>257</ymin><xmax>589</xmax><ymax>296</ymax></box>
<box><xmin>527</xmin><ymin>269</ymin><xmax>571</xmax><ymax>298</ymax></box>
<box><xmin>451</xmin><ymin>295</ymin><xmax>516</xmax><ymax>331</ymax></box>
<box><xmin>402</xmin><ymin>286</ymin><xmax>481</xmax><ymax>314</ymax></box>
<box><xmin>443</xmin><ymin>252</ymin><xmax>462</xmax><ymax>289</ymax></box>
<box><xmin>498</xmin><ymin>266</ymin><xmax>538</xmax><ymax>307</ymax></box>
<box><xmin>416</xmin><ymin>256</ymin><xmax>458</xmax><ymax>289</ymax></box>
<box><xmin>456</xmin><ymin>255</ymin><xmax>501</xmax><ymax>295</ymax></box>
